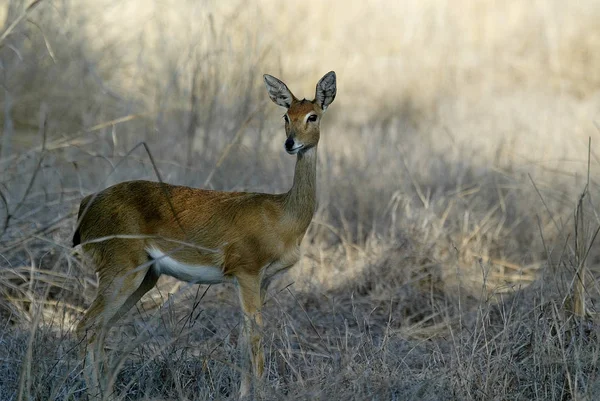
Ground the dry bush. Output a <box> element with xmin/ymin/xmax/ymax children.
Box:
<box><xmin>1</xmin><ymin>0</ymin><xmax>600</xmax><ymax>400</ymax></box>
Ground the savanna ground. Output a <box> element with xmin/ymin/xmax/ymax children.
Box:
<box><xmin>1</xmin><ymin>0</ymin><xmax>600</xmax><ymax>400</ymax></box>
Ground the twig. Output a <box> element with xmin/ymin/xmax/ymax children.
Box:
<box><xmin>0</xmin><ymin>0</ymin><xmax>46</xmax><ymax>47</ymax></box>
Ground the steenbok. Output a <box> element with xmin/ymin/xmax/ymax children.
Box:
<box><xmin>74</xmin><ymin>71</ymin><xmax>336</xmax><ymax>398</ymax></box>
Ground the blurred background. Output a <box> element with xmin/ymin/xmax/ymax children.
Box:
<box><xmin>1</xmin><ymin>0</ymin><xmax>600</xmax><ymax>399</ymax></box>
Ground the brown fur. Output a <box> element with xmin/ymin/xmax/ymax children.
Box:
<box><xmin>74</xmin><ymin>72</ymin><xmax>336</xmax><ymax>398</ymax></box>
<box><xmin>75</xmin><ymin>181</ymin><xmax>305</xmax><ymax>276</ymax></box>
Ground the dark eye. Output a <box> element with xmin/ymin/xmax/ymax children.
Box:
<box><xmin>307</xmin><ymin>114</ymin><xmax>318</xmax><ymax>122</ymax></box>
<box><xmin>283</xmin><ymin>115</ymin><xmax>289</xmax><ymax>123</ymax></box>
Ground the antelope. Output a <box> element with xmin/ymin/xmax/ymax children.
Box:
<box><xmin>73</xmin><ymin>71</ymin><xmax>336</xmax><ymax>398</ymax></box>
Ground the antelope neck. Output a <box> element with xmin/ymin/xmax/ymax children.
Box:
<box><xmin>283</xmin><ymin>146</ymin><xmax>317</xmax><ymax>228</ymax></box>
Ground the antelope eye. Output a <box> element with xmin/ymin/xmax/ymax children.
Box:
<box><xmin>307</xmin><ymin>114</ymin><xmax>318</xmax><ymax>122</ymax></box>
<box><xmin>283</xmin><ymin>115</ymin><xmax>289</xmax><ymax>123</ymax></box>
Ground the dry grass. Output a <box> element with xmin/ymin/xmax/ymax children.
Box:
<box><xmin>1</xmin><ymin>0</ymin><xmax>600</xmax><ymax>400</ymax></box>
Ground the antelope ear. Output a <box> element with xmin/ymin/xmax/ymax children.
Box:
<box><xmin>315</xmin><ymin>71</ymin><xmax>336</xmax><ymax>111</ymax></box>
<box><xmin>263</xmin><ymin>74</ymin><xmax>295</xmax><ymax>109</ymax></box>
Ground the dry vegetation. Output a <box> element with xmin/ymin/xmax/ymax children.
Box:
<box><xmin>1</xmin><ymin>0</ymin><xmax>600</xmax><ymax>399</ymax></box>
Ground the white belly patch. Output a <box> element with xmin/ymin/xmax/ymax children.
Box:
<box><xmin>147</xmin><ymin>247</ymin><xmax>227</xmax><ymax>284</ymax></box>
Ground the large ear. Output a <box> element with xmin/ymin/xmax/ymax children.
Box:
<box><xmin>315</xmin><ymin>71</ymin><xmax>336</xmax><ymax>111</ymax></box>
<box><xmin>263</xmin><ymin>74</ymin><xmax>295</xmax><ymax>109</ymax></box>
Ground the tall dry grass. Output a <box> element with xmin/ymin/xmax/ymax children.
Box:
<box><xmin>1</xmin><ymin>0</ymin><xmax>599</xmax><ymax>399</ymax></box>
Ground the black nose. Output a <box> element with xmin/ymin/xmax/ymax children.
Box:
<box><xmin>285</xmin><ymin>138</ymin><xmax>294</xmax><ymax>151</ymax></box>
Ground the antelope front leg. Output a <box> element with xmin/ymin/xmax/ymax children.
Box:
<box><xmin>236</xmin><ymin>272</ymin><xmax>264</xmax><ymax>399</ymax></box>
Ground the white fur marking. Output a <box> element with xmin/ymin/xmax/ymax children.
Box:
<box><xmin>303</xmin><ymin>112</ymin><xmax>318</xmax><ymax>124</ymax></box>
<box><xmin>147</xmin><ymin>248</ymin><xmax>227</xmax><ymax>284</ymax></box>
